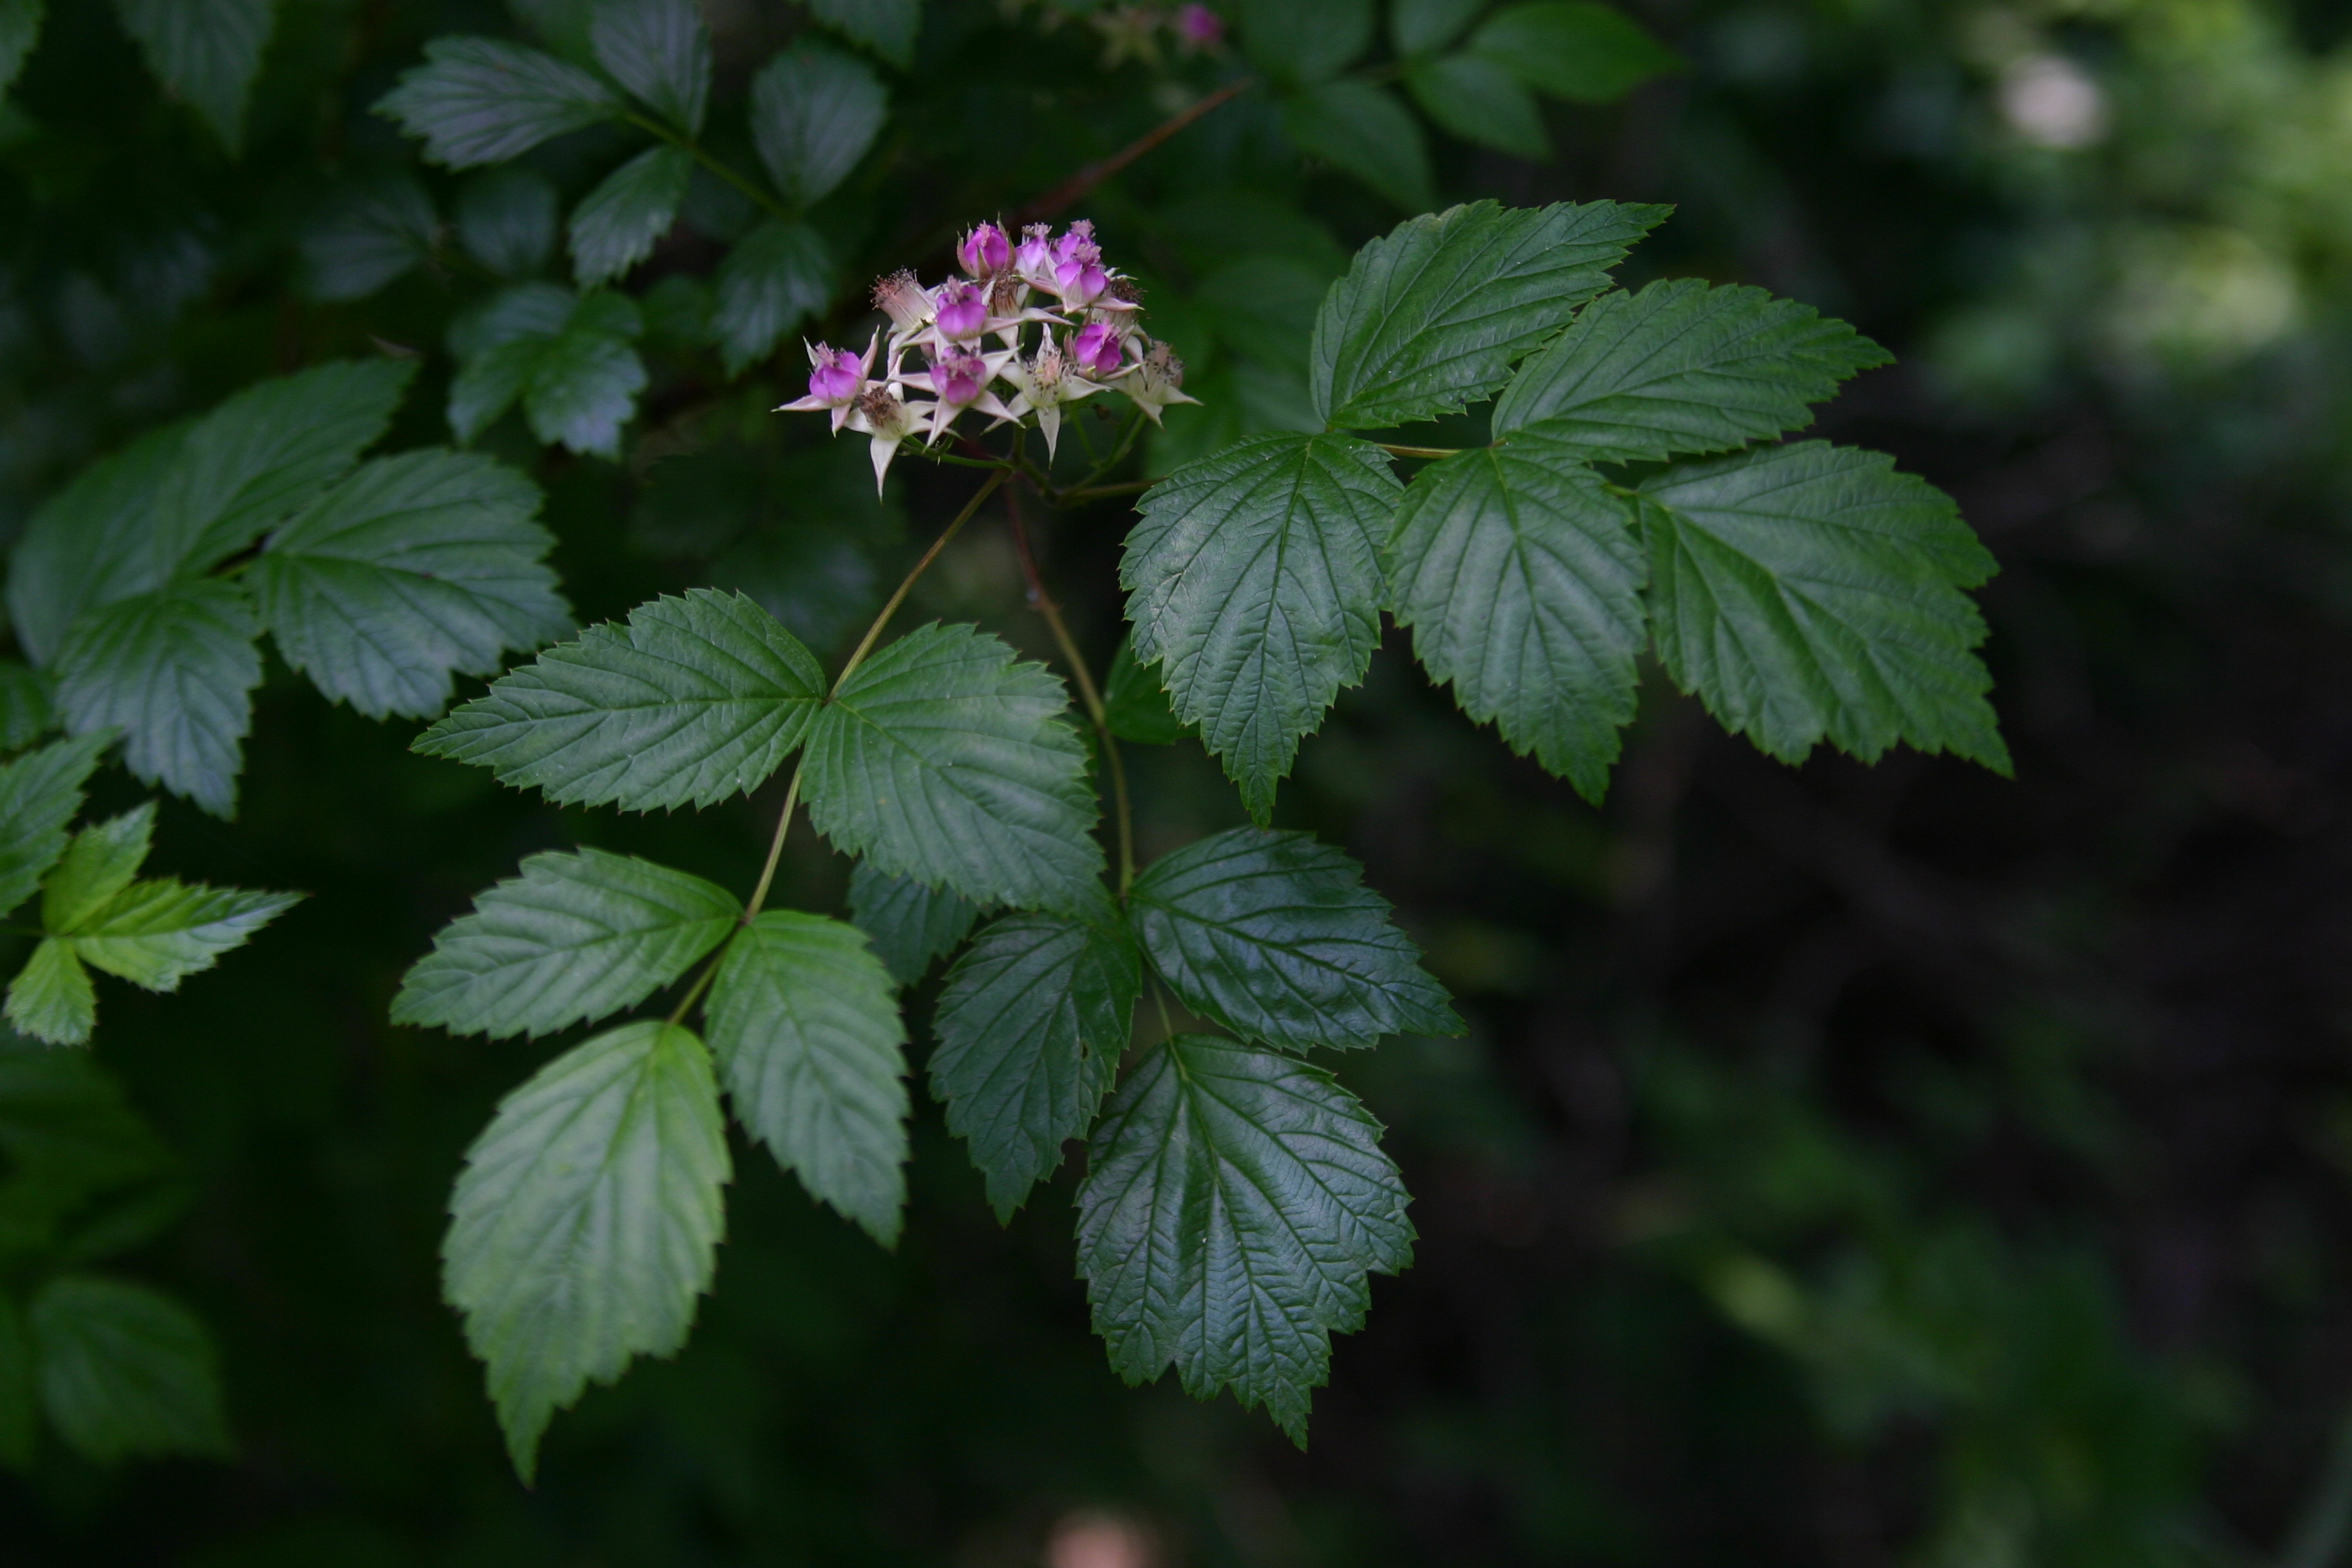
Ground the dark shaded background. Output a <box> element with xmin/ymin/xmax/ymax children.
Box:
<box><xmin>5</xmin><ymin>0</ymin><xmax>2350</xmax><ymax>1563</ymax></box>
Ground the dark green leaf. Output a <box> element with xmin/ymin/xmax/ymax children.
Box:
<box><xmin>5</xmin><ymin>941</ymin><xmax>93</xmax><ymax>1047</ymax></box>
<box><xmin>1391</xmin><ymin>0</ymin><xmax>1482</xmax><ymax>55</ymax></box>
<box><xmin>456</xmin><ymin>167</ymin><xmax>559</xmax><ymax>279</ymax></box>
<box><xmin>1309</xmin><ymin>200</ymin><xmax>1666</xmax><ymax>430</ymax></box>
<box><xmin>415</xmin><ymin>589</ymin><xmax>825</xmax><ymax>811</ymax></box>
<box><xmin>374</xmin><ymin>35</ymin><xmax>621</xmax><ymax>168</ymax></box>
<box><xmin>0</xmin><ymin>662</ymin><xmax>54</xmax><ymax>750</ymax></box>
<box><xmin>112</xmin><ymin>0</ymin><xmax>275</xmax><ymax>152</ymax></box>
<box><xmin>802</xmin><ymin>622</ymin><xmax>1104</xmax><ymax>913</ymax></box>
<box><xmin>42</xmin><ymin>804</ymin><xmax>155</xmax><ymax>935</ymax></box>
<box><xmin>1406</xmin><ymin>54</ymin><xmax>1550</xmax><ymax>162</ymax></box>
<box><xmin>1468</xmin><ymin>1</ymin><xmax>1681</xmax><ymax>102</ymax></box>
<box><xmin>1282</xmin><ymin>81</ymin><xmax>1433</xmax><ymax>212</ymax></box>
<box><xmin>569</xmin><ymin>144</ymin><xmax>692</xmax><ymax>289</ymax></box>
<box><xmin>1387</xmin><ymin>436</ymin><xmax>1645</xmax><ymax>799</ymax></box>
<box><xmin>591</xmin><ymin>0</ymin><xmax>710</xmax><ymax>135</ymax></box>
<box><xmin>524</xmin><ymin>292</ymin><xmax>648</xmax><ymax>459</ymax></box>
<box><xmin>394</xmin><ymin>849</ymin><xmax>739</xmax><ymax>1040</ymax></box>
<box><xmin>750</xmin><ymin>41</ymin><xmax>887</xmax><ymax>210</ymax></box>
<box><xmin>301</xmin><ymin>175</ymin><xmax>439</xmax><ymax>302</ymax></box>
<box><xmin>0</xmin><ymin>1292</ymin><xmax>30</xmax><ymax>1467</ymax></box>
<box><xmin>0</xmin><ymin>0</ymin><xmax>40</xmax><ymax>97</ymax></box>
<box><xmin>5</xmin><ymin>424</ymin><xmax>188</xmax><ymax>668</ymax></box>
<box><xmin>253</xmin><ymin>450</ymin><xmax>569</xmax><ymax>720</ymax></box>
<box><xmin>848</xmin><ymin>861</ymin><xmax>981</xmax><ymax>988</ymax></box>
<box><xmin>54</xmin><ymin>579</ymin><xmax>260</xmax><ymax>818</ymax></box>
<box><xmin>1132</xmin><ymin>827</ymin><xmax>1458</xmax><ymax>1051</ymax></box>
<box><xmin>1638</xmin><ymin>442</ymin><xmax>2009</xmax><ymax>771</ymax></box>
<box><xmin>805</xmin><ymin>0</ymin><xmax>919</xmax><ymax>66</ymax></box>
<box><xmin>1492</xmin><ymin>279</ymin><xmax>1890</xmax><ymax>456</ymax></box>
<box><xmin>1076</xmin><ymin>1034</ymin><xmax>1413</xmax><ymax>1444</ymax></box>
<box><xmin>445</xmin><ymin>1021</ymin><xmax>728</xmax><ymax>1483</ymax></box>
<box><xmin>1240</xmin><ymin>0</ymin><xmax>1372</xmax><ymax>85</ymax></box>
<box><xmin>30</xmin><ymin>1273</ymin><xmax>230</xmax><ymax>1462</ymax></box>
<box><xmin>706</xmin><ymin>912</ymin><xmax>906</xmax><ymax>1244</ymax></box>
<box><xmin>932</xmin><ymin>903</ymin><xmax>1137</xmax><ymax>1220</ymax></box>
<box><xmin>1103</xmin><ymin>634</ymin><xmax>1187</xmax><ymax>745</ymax></box>
<box><xmin>448</xmin><ymin>280</ymin><xmax>577</xmax><ymax>361</ymax></box>
<box><xmin>0</xmin><ymin>733</ymin><xmax>109</xmax><ymax>917</ymax></box>
<box><xmin>66</xmin><ymin>877</ymin><xmax>300</xmax><ymax>991</ymax></box>
<box><xmin>713</xmin><ymin>219</ymin><xmax>832</xmax><ymax>376</ymax></box>
<box><xmin>1121</xmin><ymin>433</ymin><xmax>1399</xmax><ymax>823</ymax></box>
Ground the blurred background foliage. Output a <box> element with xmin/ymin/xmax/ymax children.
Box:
<box><xmin>4</xmin><ymin>0</ymin><xmax>2352</xmax><ymax>1563</ymax></box>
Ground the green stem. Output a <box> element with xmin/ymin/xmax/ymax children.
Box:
<box><xmin>1056</xmin><ymin>478</ymin><xmax>1155</xmax><ymax>504</ymax></box>
<box><xmin>622</xmin><ymin>110</ymin><xmax>792</xmax><ymax>225</ymax></box>
<box><xmin>1378</xmin><ymin>443</ymin><xmax>1464</xmax><ymax>460</ymax></box>
<box><xmin>837</xmin><ymin>469</ymin><xmax>1008</xmax><ymax>684</ymax></box>
<box><xmin>739</xmin><ymin>767</ymin><xmax>805</xmax><ymax>925</ymax></box>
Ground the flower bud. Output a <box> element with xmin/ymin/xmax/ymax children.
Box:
<box><xmin>930</xmin><ymin>346</ymin><xmax>989</xmax><ymax>407</ymax></box>
<box><xmin>805</xmin><ymin>343</ymin><xmax>864</xmax><ymax>404</ymax></box>
<box><xmin>956</xmin><ymin>221</ymin><xmax>1011</xmax><ymax>277</ymax></box>
<box><xmin>934</xmin><ymin>279</ymin><xmax>988</xmax><ymax>341</ymax></box>
<box><xmin>1016</xmin><ymin>224</ymin><xmax>1058</xmax><ymax>289</ymax></box>
<box><xmin>1070</xmin><ymin>321</ymin><xmax>1125</xmax><ymax>377</ymax></box>
<box><xmin>1174</xmin><ymin>3</ymin><xmax>1224</xmax><ymax>50</ymax></box>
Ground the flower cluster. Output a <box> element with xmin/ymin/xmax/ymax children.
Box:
<box><xmin>778</xmin><ymin>219</ymin><xmax>1198</xmax><ymax>490</ymax></box>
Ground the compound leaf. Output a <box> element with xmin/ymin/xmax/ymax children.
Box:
<box><xmin>415</xmin><ymin>589</ymin><xmax>825</xmax><ymax>812</ymax></box>
<box><xmin>802</xmin><ymin>622</ymin><xmax>1102</xmax><ymax>913</ymax></box>
<box><xmin>749</xmin><ymin>41</ymin><xmax>887</xmax><ymax>210</ymax></box>
<box><xmin>445</xmin><ymin>1020</ymin><xmax>728</xmax><ymax>1483</ymax></box>
<box><xmin>302</xmin><ymin>175</ymin><xmax>439</xmax><ymax>302</ymax></box>
<box><xmin>1282</xmin><ymin>81</ymin><xmax>1432</xmax><ymax>213</ymax></box>
<box><xmin>29</xmin><ymin>1274</ymin><xmax>230</xmax><ymax>1462</ymax></box>
<box><xmin>0</xmin><ymin>662</ymin><xmax>56</xmax><ymax>750</ymax></box>
<box><xmin>713</xmin><ymin>219</ymin><xmax>832</xmax><ymax>376</ymax></box>
<box><xmin>590</xmin><ymin>0</ymin><xmax>710</xmax><ymax>135</ymax></box>
<box><xmin>705</xmin><ymin>912</ymin><xmax>906</xmax><ymax>1244</ymax></box>
<box><xmin>848</xmin><ymin>861</ymin><xmax>981</xmax><ymax>987</ymax></box>
<box><xmin>1122</xmin><ymin>433</ymin><xmax>1398</xmax><ymax>824</ymax></box>
<box><xmin>1492</xmin><ymin>279</ymin><xmax>1890</xmax><ymax>457</ymax></box>
<box><xmin>0</xmin><ymin>732</ymin><xmax>111</xmax><ymax>917</ymax></box>
<box><xmin>41</xmin><ymin>804</ymin><xmax>155</xmax><ymax>935</ymax></box>
<box><xmin>394</xmin><ymin>849</ymin><xmax>739</xmax><ymax>1040</ymax></box>
<box><xmin>1132</xmin><ymin>828</ymin><xmax>1457</xmax><ymax>1051</ymax></box>
<box><xmin>804</xmin><ymin>0</ymin><xmax>918</xmax><ymax>66</ymax></box>
<box><xmin>1075</xmin><ymin>1034</ymin><xmax>1413</xmax><ymax>1445</ymax></box>
<box><xmin>1468</xmin><ymin>1</ymin><xmax>1681</xmax><ymax>103</ymax></box>
<box><xmin>1392</xmin><ymin>0</ymin><xmax>1482</xmax><ymax>56</ymax></box>
<box><xmin>569</xmin><ymin>145</ymin><xmax>692</xmax><ymax>289</ymax></box>
<box><xmin>5</xmin><ymin>940</ymin><xmax>95</xmax><ymax>1047</ymax></box>
<box><xmin>1240</xmin><ymin>0</ymin><xmax>1372</xmax><ymax>85</ymax></box>
<box><xmin>1638</xmin><ymin>442</ymin><xmax>2009</xmax><ymax>771</ymax></box>
<box><xmin>1406</xmin><ymin>54</ymin><xmax>1549</xmax><ymax>162</ymax></box>
<box><xmin>1309</xmin><ymin>199</ymin><xmax>1666</xmax><ymax>430</ymax></box>
<box><xmin>375</xmin><ymin>35</ymin><xmax>620</xmax><ymax>168</ymax></box>
<box><xmin>53</xmin><ymin>579</ymin><xmax>261</xmax><ymax>818</ymax></box>
<box><xmin>67</xmin><ymin>879</ymin><xmax>301</xmax><ymax>991</ymax></box>
<box><xmin>112</xmin><ymin>0</ymin><xmax>275</xmax><ymax>152</ymax></box>
<box><xmin>1387</xmin><ymin>435</ymin><xmax>1645</xmax><ymax>800</ymax></box>
<box><xmin>455</xmin><ymin>167</ymin><xmax>559</xmax><ymax>279</ymax></box>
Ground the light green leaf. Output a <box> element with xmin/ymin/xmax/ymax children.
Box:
<box><xmin>1391</xmin><ymin>0</ymin><xmax>1482</xmax><ymax>55</ymax></box>
<box><xmin>1309</xmin><ymin>199</ymin><xmax>1666</xmax><ymax>430</ymax></box>
<box><xmin>42</xmin><ymin>804</ymin><xmax>155</xmax><ymax>935</ymax></box>
<box><xmin>0</xmin><ymin>1290</ymin><xmax>30</xmax><ymax>1467</ymax></box>
<box><xmin>706</xmin><ymin>912</ymin><xmax>906</xmax><ymax>1244</ymax></box>
<box><xmin>0</xmin><ymin>662</ymin><xmax>54</xmax><ymax>750</ymax></box>
<box><xmin>932</xmin><ymin>903</ymin><xmax>1137</xmax><ymax>1220</ymax></box>
<box><xmin>456</xmin><ymin>167</ymin><xmax>559</xmax><ymax>279</ymax></box>
<box><xmin>445</xmin><ymin>1020</ymin><xmax>729</xmax><ymax>1482</ymax></box>
<box><xmin>1102</xmin><ymin>634</ymin><xmax>1187</xmax><ymax>746</ymax></box>
<box><xmin>0</xmin><ymin>0</ymin><xmax>40</xmax><ymax>97</ymax></box>
<box><xmin>301</xmin><ymin>175</ymin><xmax>439</xmax><ymax>302</ymax></box>
<box><xmin>1638</xmin><ymin>442</ymin><xmax>2009</xmax><ymax>771</ymax></box>
<box><xmin>591</xmin><ymin>0</ymin><xmax>710</xmax><ymax>135</ymax></box>
<box><xmin>0</xmin><ymin>732</ymin><xmax>110</xmax><ymax>916</ymax></box>
<box><xmin>67</xmin><ymin>878</ymin><xmax>301</xmax><ymax>991</ymax></box>
<box><xmin>802</xmin><ymin>622</ymin><xmax>1104</xmax><ymax>913</ymax></box>
<box><xmin>394</xmin><ymin>849</ymin><xmax>739</xmax><ymax>1040</ymax></box>
<box><xmin>1282</xmin><ymin>81</ymin><xmax>1432</xmax><ymax>212</ymax></box>
<box><xmin>374</xmin><ymin>35</ymin><xmax>620</xmax><ymax>168</ymax></box>
<box><xmin>5</xmin><ymin>941</ymin><xmax>94</xmax><ymax>1047</ymax></box>
<box><xmin>1076</xmin><ymin>1034</ymin><xmax>1413</xmax><ymax>1445</ymax></box>
<box><xmin>1468</xmin><ymin>0</ymin><xmax>1681</xmax><ymax>103</ymax></box>
<box><xmin>1121</xmin><ymin>433</ymin><xmax>1399</xmax><ymax>824</ymax></box>
<box><xmin>570</xmin><ymin>144</ymin><xmax>692</xmax><ymax>289</ymax></box>
<box><xmin>253</xmin><ymin>450</ymin><xmax>569</xmax><ymax>720</ymax></box>
<box><xmin>1132</xmin><ymin>828</ymin><xmax>1458</xmax><ymax>1051</ymax></box>
<box><xmin>805</xmin><ymin>0</ymin><xmax>919</xmax><ymax>66</ymax></box>
<box><xmin>1406</xmin><ymin>54</ymin><xmax>1549</xmax><ymax>162</ymax></box>
<box><xmin>1492</xmin><ymin>279</ymin><xmax>1890</xmax><ymax>456</ymax></box>
<box><xmin>1240</xmin><ymin>0</ymin><xmax>1372</xmax><ymax>85</ymax></box>
<box><xmin>30</xmin><ymin>1274</ymin><xmax>230</xmax><ymax>1462</ymax></box>
<box><xmin>414</xmin><ymin>589</ymin><xmax>825</xmax><ymax>811</ymax></box>
<box><xmin>53</xmin><ymin>579</ymin><xmax>261</xmax><ymax>818</ymax></box>
<box><xmin>713</xmin><ymin>218</ymin><xmax>832</xmax><ymax>376</ymax></box>
<box><xmin>1386</xmin><ymin>435</ymin><xmax>1645</xmax><ymax>800</ymax></box>
<box><xmin>750</xmin><ymin>41</ymin><xmax>887</xmax><ymax>209</ymax></box>
<box><xmin>848</xmin><ymin>861</ymin><xmax>981</xmax><ymax>987</ymax></box>
<box><xmin>112</xmin><ymin>0</ymin><xmax>276</xmax><ymax>152</ymax></box>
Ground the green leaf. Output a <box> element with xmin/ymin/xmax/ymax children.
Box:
<box><xmin>1468</xmin><ymin>1</ymin><xmax>1681</xmax><ymax>103</ymax></box>
<box><xmin>1406</xmin><ymin>54</ymin><xmax>1550</xmax><ymax>162</ymax></box>
<box><xmin>848</xmin><ymin>861</ymin><xmax>981</xmax><ymax>987</ymax></box>
<box><xmin>1132</xmin><ymin>828</ymin><xmax>1458</xmax><ymax>1051</ymax></box>
<box><xmin>112</xmin><ymin>0</ymin><xmax>275</xmax><ymax>152</ymax></box>
<box><xmin>1103</xmin><ymin>634</ymin><xmax>1187</xmax><ymax>746</ymax></box>
<box><xmin>1309</xmin><ymin>200</ymin><xmax>1666</xmax><ymax>430</ymax></box>
<box><xmin>1491</xmin><ymin>279</ymin><xmax>1890</xmax><ymax>456</ymax></box>
<box><xmin>1240</xmin><ymin>0</ymin><xmax>1372</xmax><ymax>85</ymax></box>
<box><xmin>0</xmin><ymin>662</ymin><xmax>54</xmax><ymax>750</ymax></box>
<box><xmin>750</xmin><ymin>41</ymin><xmax>887</xmax><ymax>210</ymax></box>
<box><xmin>804</xmin><ymin>0</ymin><xmax>919</xmax><ymax>66</ymax></box>
<box><xmin>414</xmin><ymin>589</ymin><xmax>825</xmax><ymax>812</ymax></box>
<box><xmin>713</xmin><ymin>218</ymin><xmax>833</xmax><ymax>377</ymax></box>
<box><xmin>0</xmin><ymin>1291</ymin><xmax>31</xmax><ymax>1467</ymax></box>
<box><xmin>29</xmin><ymin>1274</ymin><xmax>230</xmax><ymax>1462</ymax></box>
<box><xmin>456</xmin><ymin>167</ymin><xmax>559</xmax><ymax>279</ymax></box>
<box><xmin>1638</xmin><ymin>442</ymin><xmax>2009</xmax><ymax>771</ymax></box>
<box><xmin>0</xmin><ymin>733</ymin><xmax>110</xmax><ymax>916</ymax></box>
<box><xmin>253</xmin><ymin>451</ymin><xmax>569</xmax><ymax>720</ymax></box>
<box><xmin>5</xmin><ymin>941</ymin><xmax>94</xmax><ymax>1047</ymax></box>
<box><xmin>1282</xmin><ymin>81</ymin><xmax>1432</xmax><ymax>213</ymax></box>
<box><xmin>1121</xmin><ymin>433</ymin><xmax>1399</xmax><ymax>824</ymax></box>
<box><xmin>54</xmin><ymin>579</ymin><xmax>261</xmax><ymax>818</ymax></box>
<box><xmin>5</xmin><ymin>425</ymin><xmax>188</xmax><ymax>668</ymax></box>
<box><xmin>394</xmin><ymin>849</ymin><xmax>739</xmax><ymax>1040</ymax></box>
<box><xmin>1391</xmin><ymin>0</ymin><xmax>1482</xmax><ymax>55</ymax></box>
<box><xmin>447</xmin><ymin>287</ymin><xmax>648</xmax><ymax>457</ymax></box>
<box><xmin>1075</xmin><ymin>1034</ymin><xmax>1413</xmax><ymax>1444</ymax></box>
<box><xmin>374</xmin><ymin>35</ymin><xmax>620</xmax><ymax>168</ymax></box>
<box><xmin>445</xmin><ymin>1020</ymin><xmax>728</xmax><ymax>1482</ymax></box>
<box><xmin>1386</xmin><ymin>436</ymin><xmax>1645</xmax><ymax>800</ymax></box>
<box><xmin>449</xmin><ymin>279</ymin><xmax>577</xmax><ymax>361</ymax></box>
<box><xmin>932</xmin><ymin>903</ymin><xmax>1137</xmax><ymax>1220</ymax></box>
<box><xmin>0</xmin><ymin>0</ymin><xmax>40</xmax><ymax>97</ymax></box>
<box><xmin>67</xmin><ymin>878</ymin><xmax>301</xmax><ymax>991</ymax></box>
<box><xmin>41</xmin><ymin>804</ymin><xmax>155</xmax><ymax>935</ymax></box>
<box><xmin>802</xmin><ymin>622</ymin><xmax>1104</xmax><ymax>913</ymax></box>
<box><xmin>706</xmin><ymin>912</ymin><xmax>906</xmax><ymax>1244</ymax></box>
<box><xmin>301</xmin><ymin>175</ymin><xmax>439</xmax><ymax>302</ymax></box>
<box><xmin>570</xmin><ymin>144</ymin><xmax>692</xmax><ymax>289</ymax></box>
<box><xmin>591</xmin><ymin>0</ymin><xmax>710</xmax><ymax>135</ymax></box>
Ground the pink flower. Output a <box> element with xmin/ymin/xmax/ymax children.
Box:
<box><xmin>930</xmin><ymin>346</ymin><xmax>989</xmax><ymax>406</ymax></box>
<box><xmin>1070</xmin><ymin>321</ymin><xmax>1125</xmax><ymax>377</ymax></box>
<box><xmin>1174</xmin><ymin>4</ymin><xmax>1224</xmax><ymax>49</ymax></box>
<box><xmin>806</xmin><ymin>344</ymin><xmax>864</xmax><ymax>403</ymax></box>
<box><xmin>957</xmin><ymin>222</ymin><xmax>1011</xmax><ymax>277</ymax></box>
<box><xmin>1015</xmin><ymin>224</ymin><xmax>1057</xmax><ymax>289</ymax></box>
<box><xmin>934</xmin><ymin>279</ymin><xmax>987</xmax><ymax>341</ymax></box>
<box><xmin>1052</xmin><ymin>220</ymin><xmax>1101</xmax><ymax>268</ymax></box>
